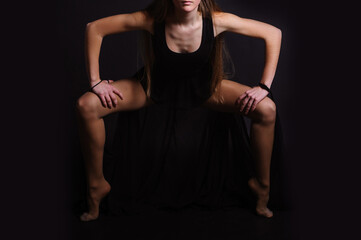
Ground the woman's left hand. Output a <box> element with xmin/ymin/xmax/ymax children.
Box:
<box><xmin>235</xmin><ymin>86</ymin><xmax>269</xmax><ymax>115</ymax></box>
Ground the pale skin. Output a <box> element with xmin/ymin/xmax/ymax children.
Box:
<box><xmin>76</xmin><ymin>0</ymin><xmax>282</xmax><ymax>221</ymax></box>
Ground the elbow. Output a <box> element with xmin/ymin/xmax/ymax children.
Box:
<box><xmin>276</xmin><ymin>27</ymin><xmax>282</xmax><ymax>40</ymax></box>
<box><xmin>269</xmin><ymin>27</ymin><xmax>282</xmax><ymax>44</ymax></box>
<box><xmin>263</xmin><ymin>26</ymin><xmax>282</xmax><ymax>43</ymax></box>
<box><xmin>273</xmin><ymin>27</ymin><xmax>282</xmax><ymax>41</ymax></box>
<box><xmin>85</xmin><ymin>22</ymin><xmax>94</xmax><ymax>34</ymax></box>
<box><xmin>86</xmin><ymin>21</ymin><xmax>95</xmax><ymax>30</ymax></box>
<box><xmin>85</xmin><ymin>21</ymin><xmax>103</xmax><ymax>37</ymax></box>
<box><xmin>263</xmin><ymin>27</ymin><xmax>282</xmax><ymax>47</ymax></box>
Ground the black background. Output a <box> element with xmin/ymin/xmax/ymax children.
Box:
<box><xmin>2</xmin><ymin>0</ymin><xmax>360</xmax><ymax>239</ymax></box>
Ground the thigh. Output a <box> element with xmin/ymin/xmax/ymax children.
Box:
<box><xmin>79</xmin><ymin>78</ymin><xmax>153</xmax><ymax>118</ymax></box>
<box><xmin>202</xmin><ymin>79</ymin><xmax>273</xmax><ymax>118</ymax></box>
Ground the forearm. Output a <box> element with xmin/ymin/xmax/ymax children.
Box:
<box><xmin>260</xmin><ymin>28</ymin><xmax>282</xmax><ymax>88</ymax></box>
<box><xmin>85</xmin><ymin>23</ymin><xmax>103</xmax><ymax>86</ymax></box>
<box><xmin>84</xmin><ymin>12</ymin><xmax>151</xmax><ymax>87</ymax></box>
<box><xmin>217</xmin><ymin>13</ymin><xmax>282</xmax><ymax>88</ymax></box>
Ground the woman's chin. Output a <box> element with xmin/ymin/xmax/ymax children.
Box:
<box><xmin>177</xmin><ymin>6</ymin><xmax>198</xmax><ymax>13</ymax></box>
<box><xmin>173</xmin><ymin>2</ymin><xmax>199</xmax><ymax>13</ymax></box>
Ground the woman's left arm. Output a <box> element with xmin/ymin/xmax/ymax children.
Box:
<box><xmin>214</xmin><ymin>12</ymin><xmax>282</xmax><ymax>113</ymax></box>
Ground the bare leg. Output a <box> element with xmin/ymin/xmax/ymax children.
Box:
<box><xmin>76</xmin><ymin>78</ymin><xmax>152</xmax><ymax>221</ymax></box>
<box><xmin>75</xmin><ymin>105</ymin><xmax>110</xmax><ymax>222</ymax></box>
<box><xmin>203</xmin><ymin>80</ymin><xmax>276</xmax><ymax>218</ymax></box>
<box><xmin>248</xmin><ymin>105</ymin><xmax>275</xmax><ymax>218</ymax></box>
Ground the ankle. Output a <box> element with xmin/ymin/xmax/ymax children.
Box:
<box><xmin>251</xmin><ymin>177</ymin><xmax>270</xmax><ymax>190</ymax></box>
<box><xmin>258</xmin><ymin>181</ymin><xmax>270</xmax><ymax>190</ymax></box>
<box><xmin>87</xmin><ymin>183</ymin><xmax>111</xmax><ymax>198</ymax></box>
<box><xmin>88</xmin><ymin>178</ymin><xmax>109</xmax><ymax>189</ymax></box>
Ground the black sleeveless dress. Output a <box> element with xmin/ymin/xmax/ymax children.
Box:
<box><xmin>79</xmin><ymin>15</ymin><xmax>289</xmax><ymax>216</ymax></box>
<box><xmin>136</xmin><ymin>15</ymin><xmax>215</xmax><ymax>109</ymax></box>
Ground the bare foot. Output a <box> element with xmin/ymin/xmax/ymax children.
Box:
<box><xmin>248</xmin><ymin>178</ymin><xmax>273</xmax><ymax>218</ymax></box>
<box><xmin>80</xmin><ymin>179</ymin><xmax>111</xmax><ymax>222</ymax></box>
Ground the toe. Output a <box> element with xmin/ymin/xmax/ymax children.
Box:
<box><xmin>265</xmin><ymin>210</ymin><xmax>273</xmax><ymax>218</ymax></box>
<box><xmin>80</xmin><ymin>213</ymin><xmax>89</xmax><ymax>221</ymax></box>
<box><xmin>256</xmin><ymin>208</ymin><xmax>273</xmax><ymax>218</ymax></box>
<box><xmin>80</xmin><ymin>212</ymin><xmax>99</xmax><ymax>222</ymax></box>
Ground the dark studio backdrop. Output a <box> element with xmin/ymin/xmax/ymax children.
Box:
<box><xmin>3</xmin><ymin>0</ymin><xmax>361</xmax><ymax>239</ymax></box>
<box><xmin>60</xmin><ymin>0</ymin><xmax>297</xmax><ymax>238</ymax></box>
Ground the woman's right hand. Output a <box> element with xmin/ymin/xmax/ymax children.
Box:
<box><xmin>90</xmin><ymin>80</ymin><xmax>124</xmax><ymax>109</ymax></box>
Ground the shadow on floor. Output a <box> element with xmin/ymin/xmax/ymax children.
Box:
<box><xmin>72</xmin><ymin>207</ymin><xmax>293</xmax><ymax>240</ymax></box>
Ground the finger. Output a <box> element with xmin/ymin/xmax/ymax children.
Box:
<box><xmin>236</xmin><ymin>88</ymin><xmax>256</xmax><ymax>106</ymax></box>
<box><xmin>112</xmin><ymin>87</ymin><xmax>124</xmax><ymax>100</ymax></box>
<box><xmin>245</xmin><ymin>94</ymin><xmax>257</xmax><ymax>113</ymax></box>
<box><xmin>105</xmin><ymin>94</ymin><xmax>112</xmax><ymax>109</ymax></box>
<box><xmin>236</xmin><ymin>94</ymin><xmax>246</xmax><ymax>105</ymax></box>
<box><xmin>100</xmin><ymin>95</ymin><xmax>107</xmax><ymax>108</ymax></box>
<box><xmin>235</xmin><ymin>97</ymin><xmax>241</xmax><ymax>106</ymax></box>
<box><xmin>246</xmin><ymin>88</ymin><xmax>257</xmax><ymax>95</ymax></box>
<box><xmin>235</xmin><ymin>97</ymin><xmax>240</xmax><ymax>106</ymax></box>
<box><xmin>238</xmin><ymin>92</ymin><xmax>249</xmax><ymax>105</ymax></box>
<box><xmin>234</xmin><ymin>97</ymin><xmax>240</xmax><ymax>105</ymax></box>
<box><xmin>245</xmin><ymin>98</ymin><xmax>255</xmax><ymax>115</ymax></box>
<box><xmin>239</xmin><ymin>98</ymin><xmax>248</xmax><ymax>112</ymax></box>
<box><xmin>239</xmin><ymin>92</ymin><xmax>247</xmax><ymax>100</ymax></box>
<box><xmin>239</xmin><ymin>96</ymin><xmax>250</xmax><ymax>112</ymax></box>
<box><xmin>251</xmin><ymin>99</ymin><xmax>260</xmax><ymax>112</ymax></box>
<box><xmin>109</xmin><ymin>92</ymin><xmax>118</xmax><ymax>107</ymax></box>
<box><xmin>245</xmin><ymin>89</ymin><xmax>253</xmax><ymax>95</ymax></box>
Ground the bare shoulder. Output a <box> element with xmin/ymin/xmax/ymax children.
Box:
<box><xmin>211</xmin><ymin>11</ymin><xmax>243</xmax><ymax>36</ymax></box>
<box><xmin>211</xmin><ymin>11</ymin><xmax>281</xmax><ymax>39</ymax></box>
<box><xmin>132</xmin><ymin>11</ymin><xmax>155</xmax><ymax>34</ymax></box>
<box><xmin>88</xmin><ymin>10</ymin><xmax>155</xmax><ymax>36</ymax></box>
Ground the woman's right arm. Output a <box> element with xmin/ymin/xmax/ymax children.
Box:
<box><xmin>85</xmin><ymin>11</ymin><xmax>153</xmax><ymax>108</ymax></box>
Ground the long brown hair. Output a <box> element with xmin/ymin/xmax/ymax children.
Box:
<box><xmin>140</xmin><ymin>0</ymin><xmax>230</xmax><ymax>102</ymax></box>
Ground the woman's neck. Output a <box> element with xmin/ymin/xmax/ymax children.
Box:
<box><xmin>170</xmin><ymin>7</ymin><xmax>201</xmax><ymax>26</ymax></box>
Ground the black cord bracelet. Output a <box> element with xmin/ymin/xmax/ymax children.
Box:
<box><xmin>89</xmin><ymin>79</ymin><xmax>109</xmax><ymax>92</ymax></box>
<box><xmin>89</xmin><ymin>80</ymin><xmax>103</xmax><ymax>92</ymax></box>
<box><xmin>258</xmin><ymin>83</ymin><xmax>271</xmax><ymax>93</ymax></box>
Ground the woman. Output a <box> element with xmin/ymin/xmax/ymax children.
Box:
<box><xmin>76</xmin><ymin>0</ymin><xmax>282</xmax><ymax>221</ymax></box>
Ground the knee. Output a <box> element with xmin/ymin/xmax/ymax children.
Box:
<box><xmin>255</xmin><ymin>98</ymin><xmax>276</xmax><ymax>125</ymax></box>
<box><xmin>76</xmin><ymin>93</ymin><xmax>99</xmax><ymax>119</ymax></box>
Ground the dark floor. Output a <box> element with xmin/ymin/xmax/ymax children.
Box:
<box><xmin>72</xmin><ymin>207</ymin><xmax>293</xmax><ymax>240</ymax></box>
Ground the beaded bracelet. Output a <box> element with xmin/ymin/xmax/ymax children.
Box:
<box><xmin>89</xmin><ymin>79</ymin><xmax>109</xmax><ymax>92</ymax></box>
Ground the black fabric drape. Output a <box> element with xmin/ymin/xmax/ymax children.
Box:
<box><xmin>92</xmin><ymin>91</ymin><xmax>288</xmax><ymax>216</ymax></box>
